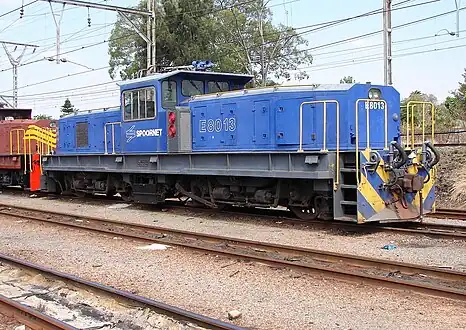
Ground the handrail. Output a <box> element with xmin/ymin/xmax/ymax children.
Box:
<box><xmin>355</xmin><ymin>99</ymin><xmax>388</xmax><ymax>185</ymax></box>
<box><xmin>405</xmin><ymin>101</ymin><xmax>435</xmax><ymax>149</ymax></box>
<box><xmin>9</xmin><ymin>129</ymin><xmax>27</xmax><ymax>174</ymax></box>
<box><xmin>298</xmin><ymin>100</ymin><xmax>340</xmax><ymax>190</ymax></box>
<box><xmin>104</xmin><ymin>121</ymin><xmax>121</xmax><ymax>154</ymax></box>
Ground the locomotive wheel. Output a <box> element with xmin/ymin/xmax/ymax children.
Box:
<box><xmin>289</xmin><ymin>206</ymin><xmax>318</xmax><ymax>221</ymax></box>
<box><xmin>120</xmin><ymin>191</ymin><xmax>133</xmax><ymax>202</ymax></box>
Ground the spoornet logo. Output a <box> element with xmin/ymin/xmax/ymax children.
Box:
<box><xmin>126</xmin><ymin>125</ymin><xmax>162</xmax><ymax>143</ymax></box>
<box><xmin>136</xmin><ymin>128</ymin><xmax>162</xmax><ymax>137</ymax></box>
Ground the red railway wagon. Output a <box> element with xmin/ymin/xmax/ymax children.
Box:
<box><xmin>0</xmin><ymin>109</ymin><xmax>56</xmax><ymax>191</ymax></box>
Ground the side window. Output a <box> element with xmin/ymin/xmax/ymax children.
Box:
<box><xmin>161</xmin><ymin>80</ymin><xmax>177</xmax><ymax>108</ymax></box>
<box><xmin>123</xmin><ymin>87</ymin><xmax>156</xmax><ymax>121</ymax></box>
<box><xmin>181</xmin><ymin>80</ymin><xmax>204</xmax><ymax>96</ymax></box>
<box><xmin>146</xmin><ymin>88</ymin><xmax>155</xmax><ymax>117</ymax></box>
<box><xmin>208</xmin><ymin>81</ymin><xmax>229</xmax><ymax>93</ymax></box>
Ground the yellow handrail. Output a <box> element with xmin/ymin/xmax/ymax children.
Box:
<box><xmin>9</xmin><ymin>129</ymin><xmax>27</xmax><ymax>174</ymax></box>
<box><xmin>298</xmin><ymin>100</ymin><xmax>340</xmax><ymax>190</ymax></box>
<box><xmin>355</xmin><ymin>99</ymin><xmax>388</xmax><ymax>185</ymax></box>
<box><xmin>405</xmin><ymin>101</ymin><xmax>435</xmax><ymax>148</ymax></box>
<box><xmin>24</xmin><ymin>125</ymin><xmax>57</xmax><ymax>148</ymax></box>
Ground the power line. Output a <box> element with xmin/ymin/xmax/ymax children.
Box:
<box><xmin>0</xmin><ymin>66</ymin><xmax>110</xmax><ymax>94</ymax></box>
<box><xmin>13</xmin><ymin>32</ymin><xmax>466</xmax><ymax>102</ymax></box>
<box><xmin>1</xmin><ymin>1</ymin><xmax>461</xmax><ymax>96</ymax></box>
<box><xmin>0</xmin><ymin>1</ymin><xmax>39</xmax><ymax>19</ymax></box>
<box><xmin>301</xmin><ymin>43</ymin><xmax>466</xmax><ymax>72</ymax></box>
<box><xmin>23</xmin><ymin>41</ymin><xmax>466</xmax><ymax>109</ymax></box>
<box><xmin>269</xmin><ymin>5</ymin><xmax>466</xmax><ymax>62</ymax></box>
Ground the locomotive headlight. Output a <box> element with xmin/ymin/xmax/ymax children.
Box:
<box><xmin>368</xmin><ymin>88</ymin><xmax>381</xmax><ymax>99</ymax></box>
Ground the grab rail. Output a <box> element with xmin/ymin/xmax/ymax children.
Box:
<box><xmin>9</xmin><ymin>129</ymin><xmax>27</xmax><ymax>174</ymax></box>
<box><xmin>405</xmin><ymin>101</ymin><xmax>435</xmax><ymax>149</ymax></box>
<box><xmin>104</xmin><ymin>121</ymin><xmax>121</xmax><ymax>154</ymax></box>
<box><xmin>298</xmin><ymin>100</ymin><xmax>340</xmax><ymax>190</ymax></box>
<box><xmin>355</xmin><ymin>99</ymin><xmax>388</xmax><ymax>185</ymax></box>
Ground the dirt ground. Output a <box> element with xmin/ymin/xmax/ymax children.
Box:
<box><xmin>436</xmin><ymin>146</ymin><xmax>466</xmax><ymax>209</ymax></box>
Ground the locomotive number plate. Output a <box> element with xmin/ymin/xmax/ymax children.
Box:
<box><xmin>364</xmin><ymin>101</ymin><xmax>385</xmax><ymax>110</ymax></box>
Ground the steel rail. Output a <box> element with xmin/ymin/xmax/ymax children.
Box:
<box><xmin>0</xmin><ymin>190</ymin><xmax>464</xmax><ymax>238</ymax></box>
<box><xmin>0</xmin><ymin>294</ymin><xmax>77</xmax><ymax>330</ymax></box>
<box><xmin>0</xmin><ymin>253</ymin><xmax>244</xmax><ymax>330</ymax></box>
<box><xmin>431</xmin><ymin>208</ymin><xmax>466</xmax><ymax>221</ymax></box>
<box><xmin>0</xmin><ymin>204</ymin><xmax>464</xmax><ymax>301</ymax></box>
<box><xmin>157</xmin><ymin>200</ymin><xmax>466</xmax><ymax>240</ymax></box>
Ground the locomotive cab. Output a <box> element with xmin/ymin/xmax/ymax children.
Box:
<box><xmin>118</xmin><ymin>69</ymin><xmax>253</xmax><ymax>154</ymax></box>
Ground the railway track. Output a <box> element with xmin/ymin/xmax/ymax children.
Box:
<box><xmin>170</xmin><ymin>203</ymin><xmax>466</xmax><ymax>240</ymax></box>
<box><xmin>1</xmin><ymin>189</ymin><xmax>465</xmax><ymax>239</ymax></box>
<box><xmin>430</xmin><ymin>208</ymin><xmax>466</xmax><ymax>221</ymax></box>
<box><xmin>0</xmin><ymin>204</ymin><xmax>464</xmax><ymax>301</ymax></box>
<box><xmin>0</xmin><ymin>253</ymin><xmax>243</xmax><ymax>330</ymax></box>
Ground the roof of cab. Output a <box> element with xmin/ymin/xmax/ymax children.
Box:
<box><xmin>117</xmin><ymin>70</ymin><xmax>253</xmax><ymax>89</ymax></box>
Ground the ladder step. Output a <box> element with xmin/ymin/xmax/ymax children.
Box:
<box><xmin>340</xmin><ymin>184</ymin><xmax>358</xmax><ymax>189</ymax></box>
<box><xmin>340</xmin><ymin>200</ymin><xmax>358</xmax><ymax>206</ymax></box>
<box><xmin>340</xmin><ymin>168</ymin><xmax>357</xmax><ymax>173</ymax></box>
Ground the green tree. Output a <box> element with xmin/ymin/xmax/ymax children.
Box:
<box><xmin>108</xmin><ymin>0</ymin><xmax>218</xmax><ymax>79</ymax></box>
<box><xmin>444</xmin><ymin>69</ymin><xmax>466</xmax><ymax>124</ymax></box>
<box><xmin>60</xmin><ymin>98</ymin><xmax>76</xmax><ymax>117</ymax></box>
<box><xmin>33</xmin><ymin>114</ymin><xmax>52</xmax><ymax>120</ymax></box>
<box><xmin>214</xmin><ymin>0</ymin><xmax>312</xmax><ymax>85</ymax></box>
<box><xmin>339</xmin><ymin>76</ymin><xmax>356</xmax><ymax>84</ymax></box>
<box><xmin>108</xmin><ymin>0</ymin><xmax>312</xmax><ymax>85</ymax></box>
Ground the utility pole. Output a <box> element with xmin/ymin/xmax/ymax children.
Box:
<box><xmin>49</xmin><ymin>2</ymin><xmax>65</xmax><ymax>64</ymax></box>
<box><xmin>152</xmin><ymin>0</ymin><xmax>156</xmax><ymax>72</ymax></box>
<box><xmin>1</xmin><ymin>41</ymin><xmax>39</xmax><ymax>108</ymax></box>
<box><xmin>258</xmin><ymin>0</ymin><xmax>266</xmax><ymax>86</ymax></box>
<box><xmin>383</xmin><ymin>0</ymin><xmax>392</xmax><ymax>85</ymax></box>
<box><xmin>455</xmin><ymin>0</ymin><xmax>461</xmax><ymax>37</ymax></box>
<box><xmin>39</xmin><ymin>0</ymin><xmax>155</xmax><ymax>71</ymax></box>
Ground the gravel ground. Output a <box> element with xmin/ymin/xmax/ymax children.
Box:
<box><xmin>1</xmin><ymin>194</ymin><xmax>465</xmax><ymax>272</ymax></box>
<box><xmin>0</xmin><ymin>216</ymin><xmax>465</xmax><ymax>330</ymax></box>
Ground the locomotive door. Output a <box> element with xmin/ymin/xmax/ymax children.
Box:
<box><xmin>276</xmin><ymin>98</ymin><xmax>317</xmax><ymax>148</ymax></box>
<box><xmin>356</xmin><ymin>99</ymin><xmax>388</xmax><ymax>151</ymax></box>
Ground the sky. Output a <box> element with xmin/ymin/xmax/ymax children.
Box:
<box><xmin>0</xmin><ymin>0</ymin><xmax>464</xmax><ymax>118</ymax></box>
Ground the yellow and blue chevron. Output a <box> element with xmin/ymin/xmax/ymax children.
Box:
<box><xmin>357</xmin><ymin>149</ymin><xmax>435</xmax><ymax>223</ymax></box>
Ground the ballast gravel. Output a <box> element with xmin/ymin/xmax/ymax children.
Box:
<box><xmin>1</xmin><ymin>194</ymin><xmax>465</xmax><ymax>271</ymax></box>
<box><xmin>0</xmin><ymin>213</ymin><xmax>465</xmax><ymax>329</ymax></box>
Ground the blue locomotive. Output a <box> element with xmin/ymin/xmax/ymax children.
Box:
<box><xmin>41</xmin><ymin>62</ymin><xmax>439</xmax><ymax>223</ymax></box>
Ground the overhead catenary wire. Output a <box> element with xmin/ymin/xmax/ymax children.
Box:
<box><xmin>0</xmin><ymin>0</ymin><xmax>453</xmax><ymax>78</ymax></box>
<box><xmin>2</xmin><ymin>3</ymin><xmax>464</xmax><ymax>95</ymax></box>
<box><xmin>16</xmin><ymin>39</ymin><xmax>466</xmax><ymax>107</ymax></box>
<box><xmin>0</xmin><ymin>1</ymin><xmax>39</xmax><ymax>19</ymax></box>
<box><xmin>0</xmin><ymin>0</ymin><xmax>461</xmax><ymax>104</ymax></box>
<box><xmin>13</xmin><ymin>27</ymin><xmax>466</xmax><ymax>101</ymax></box>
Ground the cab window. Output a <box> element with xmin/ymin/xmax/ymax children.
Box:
<box><xmin>208</xmin><ymin>81</ymin><xmax>229</xmax><ymax>93</ymax></box>
<box><xmin>181</xmin><ymin>80</ymin><xmax>204</xmax><ymax>96</ymax></box>
<box><xmin>122</xmin><ymin>87</ymin><xmax>156</xmax><ymax>121</ymax></box>
<box><xmin>162</xmin><ymin>80</ymin><xmax>177</xmax><ymax>108</ymax></box>
<box><xmin>231</xmin><ymin>83</ymin><xmax>243</xmax><ymax>91</ymax></box>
